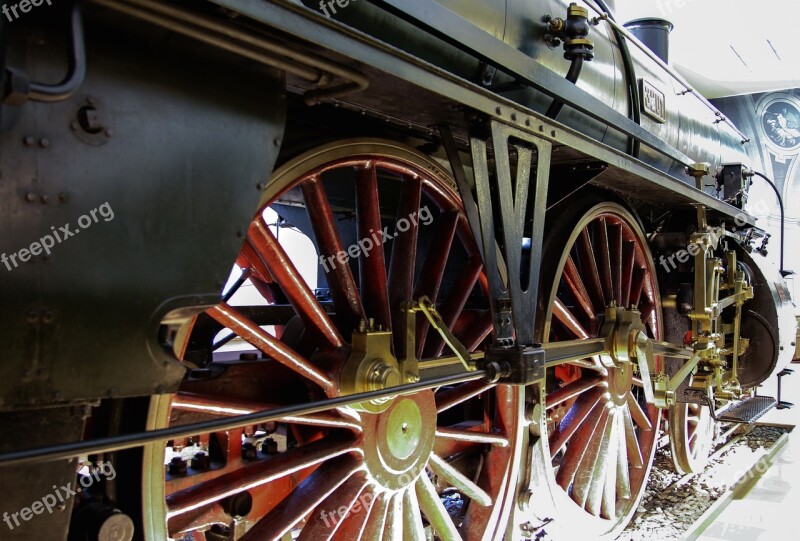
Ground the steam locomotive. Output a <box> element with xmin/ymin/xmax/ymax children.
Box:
<box><xmin>0</xmin><ymin>1</ymin><xmax>794</xmax><ymax>540</ymax></box>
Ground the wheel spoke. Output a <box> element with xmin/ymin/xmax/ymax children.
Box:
<box><xmin>594</xmin><ymin>218</ymin><xmax>615</xmax><ymax>303</ymax></box>
<box><xmin>460</xmin><ymin>311</ymin><xmax>494</xmax><ymax>352</ymax></box>
<box><xmin>550</xmin><ymin>387</ymin><xmax>606</xmax><ymax>459</ymax></box>
<box><xmin>247</xmin><ymin>217</ymin><xmax>344</xmax><ymax>349</ymax></box>
<box><xmin>546</xmin><ymin>376</ymin><xmax>605</xmax><ymax>409</ymax></box>
<box><xmin>577</xmin><ymin>228</ymin><xmax>605</xmax><ymax>307</ymax></box>
<box><xmin>555</xmin><ymin>401</ymin><xmax>607</xmax><ymax>491</ymax></box>
<box><xmin>172</xmin><ymin>392</ymin><xmax>361</xmax><ymax>432</ymax></box>
<box><xmin>436</xmin><ymin>381</ymin><xmax>495</xmax><ymax>413</ymax></box>
<box><xmin>435</xmin><ymin>427</ymin><xmax>509</xmax><ymax>448</ymax></box>
<box><xmin>414</xmin><ymin>211</ymin><xmax>460</xmax><ymax>357</ymax></box>
<box><xmin>388</xmin><ymin>177</ymin><xmax>422</xmax><ymax>357</ymax></box>
<box><xmin>616</xmin><ymin>411</ymin><xmax>632</xmax><ymax>500</ymax></box>
<box><xmin>403</xmin><ymin>487</ymin><xmax>427</xmax><ymax>541</ymax></box>
<box><xmin>356</xmin><ymin>165</ymin><xmax>392</xmax><ymax>329</ymax></box>
<box><xmin>608</xmin><ymin>222</ymin><xmax>623</xmax><ymax>303</ymax></box>
<box><xmin>571</xmin><ymin>407</ymin><xmax>611</xmax><ymax>509</ymax></box>
<box><xmin>362</xmin><ymin>491</ymin><xmax>390</xmax><ymax>540</ymax></box>
<box><xmin>564</xmin><ymin>256</ymin><xmax>596</xmax><ymax>323</ymax></box>
<box><xmin>383</xmin><ymin>492</ymin><xmax>403</xmax><ymax>541</ymax></box>
<box><xmin>553</xmin><ymin>299</ymin><xmax>591</xmax><ymax>339</ymax></box>
<box><xmin>208</xmin><ymin>304</ymin><xmax>334</xmax><ymax>393</ymax></box>
<box><xmin>302</xmin><ymin>177</ymin><xmax>366</xmax><ymax>332</ymax></box>
<box><xmin>626</xmin><ymin>394</ymin><xmax>653</xmax><ymax>432</ymax></box>
<box><xmin>239</xmin><ymin>242</ymin><xmax>276</xmax><ymax>287</ymax></box>
<box><xmin>416</xmin><ymin>473</ymin><xmax>462</xmax><ymax>541</ymax></box>
<box><xmin>585</xmin><ymin>408</ymin><xmax>615</xmax><ymax>516</ymax></box>
<box><xmin>601</xmin><ymin>409</ymin><xmax>620</xmax><ymax>519</ymax></box>
<box><xmin>621</xmin><ymin>241</ymin><xmax>636</xmax><ymax>308</ymax></box>
<box><xmin>167</xmin><ymin>436</ymin><xmax>358</xmax><ymax>517</ymax></box>
<box><xmin>330</xmin><ymin>485</ymin><xmax>375</xmax><ymax>541</ymax></box>
<box><xmin>240</xmin><ymin>455</ymin><xmax>363</xmax><ymax>541</ymax></box>
<box><xmin>428</xmin><ymin>453</ymin><xmax>492</xmax><ymax>507</ymax></box>
<box><xmin>297</xmin><ymin>470</ymin><xmax>369</xmax><ymax>540</ymax></box>
<box><xmin>425</xmin><ymin>256</ymin><xmax>483</xmax><ymax>357</ymax></box>
<box><xmin>622</xmin><ymin>407</ymin><xmax>644</xmax><ymax>468</ymax></box>
<box><xmin>629</xmin><ymin>267</ymin><xmax>647</xmax><ymax>309</ymax></box>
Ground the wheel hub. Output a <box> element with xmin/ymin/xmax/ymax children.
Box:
<box><xmin>339</xmin><ymin>320</ymin><xmax>405</xmax><ymax>412</ymax></box>
<box><xmin>362</xmin><ymin>391</ymin><xmax>436</xmax><ymax>490</ymax></box>
<box><xmin>607</xmin><ymin>364</ymin><xmax>634</xmax><ymax>406</ymax></box>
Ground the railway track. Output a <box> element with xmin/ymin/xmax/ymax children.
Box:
<box><xmin>617</xmin><ymin>424</ymin><xmax>790</xmax><ymax>540</ymax></box>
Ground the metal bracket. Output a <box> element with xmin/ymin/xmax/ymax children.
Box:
<box><xmin>479</xmin><ymin>345</ymin><xmax>545</xmax><ymax>385</ymax></box>
<box><xmin>407</xmin><ymin>296</ymin><xmax>474</xmax><ymax>372</ymax></box>
<box><xmin>471</xmin><ymin>120</ymin><xmax>551</xmax><ymax>346</ymax></box>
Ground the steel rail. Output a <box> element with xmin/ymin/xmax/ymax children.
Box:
<box><xmin>0</xmin><ymin>370</ymin><xmax>489</xmax><ymax>468</ymax></box>
<box><xmin>582</xmin><ymin>0</ymin><xmax>751</xmax><ymax>144</ymax></box>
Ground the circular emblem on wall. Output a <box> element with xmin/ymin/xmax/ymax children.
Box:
<box><xmin>758</xmin><ymin>93</ymin><xmax>800</xmax><ymax>157</ymax></box>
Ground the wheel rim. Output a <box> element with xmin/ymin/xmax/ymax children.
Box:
<box><xmin>669</xmin><ymin>396</ymin><xmax>715</xmax><ymax>474</ymax></box>
<box><xmin>142</xmin><ymin>139</ymin><xmax>524</xmax><ymax>541</ymax></box>
<box><xmin>539</xmin><ymin>204</ymin><xmax>662</xmax><ymax>537</ymax></box>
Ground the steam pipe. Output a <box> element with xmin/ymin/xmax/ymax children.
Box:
<box><xmin>28</xmin><ymin>2</ymin><xmax>87</xmax><ymax>102</ymax></box>
<box><xmin>592</xmin><ymin>0</ymin><xmax>641</xmax><ymax>157</ymax></box>
<box><xmin>752</xmin><ymin>171</ymin><xmax>787</xmax><ymax>275</ymax></box>
<box><xmin>545</xmin><ymin>56</ymin><xmax>584</xmax><ymax>119</ymax></box>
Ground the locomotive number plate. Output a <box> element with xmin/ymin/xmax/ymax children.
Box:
<box><xmin>640</xmin><ymin>79</ymin><xmax>667</xmax><ymax>124</ymax></box>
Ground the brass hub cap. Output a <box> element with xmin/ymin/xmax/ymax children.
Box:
<box><xmin>361</xmin><ymin>391</ymin><xmax>436</xmax><ymax>490</ymax></box>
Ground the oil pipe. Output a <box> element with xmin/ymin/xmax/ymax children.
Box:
<box><xmin>545</xmin><ymin>3</ymin><xmax>594</xmax><ymax>120</ymax></box>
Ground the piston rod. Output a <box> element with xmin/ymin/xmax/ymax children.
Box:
<box><xmin>0</xmin><ymin>370</ymin><xmax>489</xmax><ymax>468</ymax></box>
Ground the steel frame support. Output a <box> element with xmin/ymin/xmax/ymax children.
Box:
<box><xmin>471</xmin><ymin>120</ymin><xmax>550</xmax><ymax>384</ymax></box>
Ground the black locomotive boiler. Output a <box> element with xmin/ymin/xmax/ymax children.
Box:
<box><xmin>0</xmin><ymin>1</ymin><xmax>794</xmax><ymax>540</ymax></box>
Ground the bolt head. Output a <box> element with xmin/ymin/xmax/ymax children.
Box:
<box><xmin>168</xmin><ymin>457</ymin><xmax>188</xmax><ymax>475</ymax></box>
<box><xmin>242</xmin><ymin>443</ymin><xmax>258</xmax><ymax>460</ymax></box>
<box><xmin>191</xmin><ymin>452</ymin><xmax>211</xmax><ymax>470</ymax></box>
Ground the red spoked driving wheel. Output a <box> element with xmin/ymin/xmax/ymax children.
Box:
<box><xmin>141</xmin><ymin>140</ymin><xmax>527</xmax><ymax>541</ymax></box>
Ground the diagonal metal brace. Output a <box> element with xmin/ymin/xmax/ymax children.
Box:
<box><xmin>471</xmin><ymin>121</ymin><xmax>551</xmax><ymax>346</ymax></box>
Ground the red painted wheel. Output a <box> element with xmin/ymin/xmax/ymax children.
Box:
<box><xmin>142</xmin><ymin>140</ymin><xmax>526</xmax><ymax>540</ymax></box>
<box><xmin>531</xmin><ymin>202</ymin><xmax>662</xmax><ymax>539</ymax></box>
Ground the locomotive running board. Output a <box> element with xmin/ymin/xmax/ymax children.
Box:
<box><xmin>718</xmin><ymin>396</ymin><xmax>778</xmax><ymax>425</ymax></box>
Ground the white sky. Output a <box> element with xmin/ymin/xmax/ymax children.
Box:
<box><xmin>614</xmin><ymin>0</ymin><xmax>800</xmax><ymax>98</ymax></box>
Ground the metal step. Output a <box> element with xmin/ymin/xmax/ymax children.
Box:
<box><xmin>718</xmin><ymin>396</ymin><xmax>777</xmax><ymax>424</ymax></box>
